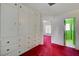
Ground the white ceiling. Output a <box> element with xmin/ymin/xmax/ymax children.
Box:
<box><xmin>23</xmin><ymin>3</ymin><xmax>79</xmax><ymax>16</ymax></box>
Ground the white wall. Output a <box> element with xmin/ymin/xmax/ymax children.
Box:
<box><xmin>55</xmin><ymin>9</ymin><xmax>79</xmax><ymax>49</ymax></box>
<box><xmin>41</xmin><ymin>16</ymin><xmax>55</xmax><ymax>44</ymax></box>
<box><xmin>51</xmin><ymin>16</ymin><xmax>64</xmax><ymax>46</ymax></box>
<box><xmin>41</xmin><ymin>15</ymin><xmax>64</xmax><ymax>45</ymax></box>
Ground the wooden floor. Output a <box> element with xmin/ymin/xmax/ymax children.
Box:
<box><xmin>20</xmin><ymin>43</ymin><xmax>79</xmax><ymax>56</ymax></box>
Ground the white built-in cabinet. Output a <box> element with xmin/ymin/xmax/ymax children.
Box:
<box><xmin>1</xmin><ymin>4</ymin><xmax>18</xmax><ymax>38</ymax></box>
<box><xmin>0</xmin><ymin>3</ymin><xmax>41</xmax><ymax>56</ymax></box>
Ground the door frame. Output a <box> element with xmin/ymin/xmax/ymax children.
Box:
<box><xmin>64</xmin><ymin>17</ymin><xmax>76</xmax><ymax>48</ymax></box>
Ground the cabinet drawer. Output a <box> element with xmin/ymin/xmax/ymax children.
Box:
<box><xmin>1</xmin><ymin>44</ymin><xmax>18</xmax><ymax>56</ymax></box>
<box><xmin>18</xmin><ymin>35</ymin><xmax>30</xmax><ymax>44</ymax></box>
<box><xmin>5</xmin><ymin>49</ymin><xmax>19</xmax><ymax>56</ymax></box>
<box><xmin>1</xmin><ymin>37</ymin><xmax>18</xmax><ymax>46</ymax></box>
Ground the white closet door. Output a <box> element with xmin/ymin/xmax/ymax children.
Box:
<box><xmin>1</xmin><ymin>4</ymin><xmax>18</xmax><ymax>38</ymax></box>
<box><xmin>19</xmin><ymin>5</ymin><xmax>30</xmax><ymax>36</ymax></box>
<box><xmin>29</xmin><ymin>12</ymin><xmax>36</xmax><ymax>36</ymax></box>
<box><xmin>18</xmin><ymin>5</ymin><xmax>31</xmax><ymax>53</ymax></box>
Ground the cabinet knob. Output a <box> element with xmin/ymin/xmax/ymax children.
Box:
<box><xmin>7</xmin><ymin>41</ymin><xmax>10</xmax><ymax>44</ymax></box>
<box><xmin>14</xmin><ymin>3</ymin><xmax>17</xmax><ymax>6</ymax></box>
<box><xmin>20</xmin><ymin>6</ymin><xmax>22</xmax><ymax>8</ymax></box>
<box><xmin>7</xmin><ymin>49</ymin><xmax>10</xmax><ymax>51</ymax></box>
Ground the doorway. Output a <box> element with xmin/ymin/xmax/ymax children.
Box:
<box><xmin>43</xmin><ymin>20</ymin><xmax>51</xmax><ymax>46</ymax></box>
<box><xmin>64</xmin><ymin>17</ymin><xmax>76</xmax><ymax>48</ymax></box>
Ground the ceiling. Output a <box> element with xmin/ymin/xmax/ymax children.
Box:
<box><xmin>23</xmin><ymin>3</ymin><xmax>79</xmax><ymax>16</ymax></box>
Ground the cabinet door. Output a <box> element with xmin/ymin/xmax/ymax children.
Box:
<box><xmin>1</xmin><ymin>4</ymin><xmax>18</xmax><ymax>38</ymax></box>
<box><xmin>1</xmin><ymin>37</ymin><xmax>18</xmax><ymax>47</ymax></box>
<box><xmin>5</xmin><ymin>50</ymin><xmax>19</xmax><ymax>56</ymax></box>
<box><xmin>19</xmin><ymin>5</ymin><xmax>30</xmax><ymax>36</ymax></box>
<box><xmin>1</xmin><ymin>44</ymin><xmax>18</xmax><ymax>56</ymax></box>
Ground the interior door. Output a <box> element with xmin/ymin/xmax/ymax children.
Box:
<box><xmin>64</xmin><ymin>17</ymin><xmax>76</xmax><ymax>48</ymax></box>
<box><xmin>43</xmin><ymin>20</ymin><xmax>51</xmax><ymax>46</ymax></box>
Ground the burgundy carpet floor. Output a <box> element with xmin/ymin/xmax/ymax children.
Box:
<box><xmin>20</xmin><ymin>43</ymin><xmax>79</xmax><ymax>56</ymax></box>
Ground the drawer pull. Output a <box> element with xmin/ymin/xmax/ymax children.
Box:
<box><xmin>20</xmin><ymin>6</ymin><xmax>22</xmax><ymax>8</ymax></box>
<box><xmin>14</xmin><ymin>3</ymin><xmax>17</xmax><ymax>6</ymax></box>
<box><xmin>7</xmin><ymin>41</ymin><xmax>10</xmax><ymax>44</ymax></box>
<box><xmin>7</xmin><ymin>49</ymin><xmax>10</xmax><ymax>51</ymax></box>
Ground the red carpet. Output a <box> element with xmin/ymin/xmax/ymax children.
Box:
<box><xmin>20</xmin><ymin>44</ymin><xmax>79</xmax><ymax>56</ymax></box>
<box><xmin>20</xmin><ymin>35</ymin><xmax>79</xmax><ymax>56</ymax></box>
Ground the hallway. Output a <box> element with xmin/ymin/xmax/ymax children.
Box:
<box><xmin>20</xmin><ymin>43</ymin><xmax>79</xmax><ymax>56</ymax></box>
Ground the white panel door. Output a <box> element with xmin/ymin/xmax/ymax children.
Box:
<box><xmin>19</xmin><ymin>5</ymin><xmax>30</xmax><ymax>36</ymax></box>
<box><xmin>1</xmin><ymin>4</ymin><xmax>18</xmax><ymax>38</ymax></box>
<box><xmin>18</xmin><ymin>5</ymin><xmax>31</xmax><ymax>53</ymax></box>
